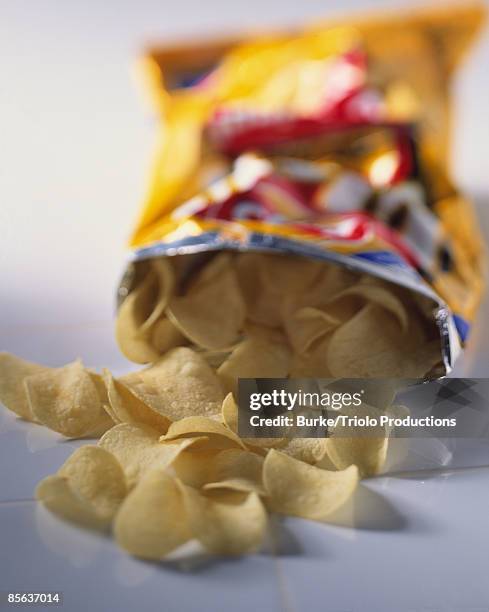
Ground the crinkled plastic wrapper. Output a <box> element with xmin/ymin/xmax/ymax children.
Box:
<box><xmin>121</xmin><ymin>3</ymin><xmax>486</xmax><ymax>376</ymax></box>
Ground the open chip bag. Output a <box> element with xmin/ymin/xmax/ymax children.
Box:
<box><xmin>0</xmin><ymin>4</ymin><xmax>487</xmax><ymax>560</ymax></box>
<box><xmin>122</xmin><ymin>3</ymin><xmax>485</xmax><ymax>375</ymax></box>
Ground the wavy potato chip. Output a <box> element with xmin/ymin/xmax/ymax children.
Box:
<box><xmin>327</xmin><ymin>304</ymin><xmax>430</xmax><ymax>377</ymax></box>
<box><xmin>103</xmin><ymin>370</ymin><xmax>170</xmax><ymax>433</ymax></box>
<box><xmin>36</xmin><ymin>446</ymin><xmax>127</xmax><ymax>529</ymax></box>
<box><xmin>0</xmin><ymin>352</ymin><xmax>48</xmax><ymax>421</ymax></box>
<box><xmin>25</xmin><ymin>361</ymin><xmax>108</xmax><ymax>438</ymax></box>
<box><xmin>114</xmin><ymin>470</ymin><xmax>190</xmax><ymax>560</ymax></box>
<box><xmin>120</xmin><ymin>348</ymin><xmax>224</xmax><ymax>421</ymax></box>
<box><xmin>99</xmin><ymin>422</ymin><xmax>202</xmax><ymax>487</ymax></box>
<box><xmin>289</xmin><ymin>333</ymin><xmax>333</xmax><ymax>377</ymax></box>
<box><xmin>263</xmin><ymin>450</ymin><xmax>359</xmax><ymax>520</ymax></box>
<box><xmin>326</xmin><ymin>404</ymin><xmax>389</xmax><ymax>477</ymax></box>
<box><xmin>284</xmin><ymin>307</ymin><xmax>339</xmax><ymax>354</ymax></box>
<box><xmin>161</xmin><ymin>416</ymin><xmax>246</xmax><ymax>450</ymax></box>
<box><xmin>217</xmin><ymin>337</ymin><xmax>291</xmax><ymax>395</ymax></box>
<box><xmin>115</xmin><ymin>272</ymin><xmax>161</xmax><ymax>364</ymax></box>
<box><xmin>178</xmin><ymin>483</ymin><xmax>267</xmax><ymax>555</ymax></box>
<box><xmin>326</xmin><ymin>284</ymin><xmax>409</xmax><ymax>331</ymax></box>
<box><xmin>168</xmin><ymin>261</ymin><xmax>245</xmax><ymax>350</ymax></box>
<box><xmin>36</xmin><ymin>476</ymin><xmax>108</xmax><ymax>530</ymax></box>
<box><xmin>260</xmin><ymin>254</ymin><xmax>324</xmax><ymax>295</ymax></box>
<box><xmin>280</xmin><ymin>438</ymin><xmax>328</xmax><ymax>465</ymax></box>
<box><xmin>173</xmin><ymin>449</ymin><xmax>222</xmax><ymax>487</ymax></box>
<box><xmin>150</xmin><ymin>317</ymin><xmax>186</xmax><ymax>353</ymax></box>
<box><xmin>221</xmin><ymin>393</ymin><xmax>286</xmax><ymax>451</ymax></box>
<box><xmin>139</xmin><ymin>258</ymin><xmax>175</xmax><ymax>333</ymax></box>
<box><xmin>203</xmin><ymin>449</ymin><xmax>265</xmax><ymax>495</ymax></box>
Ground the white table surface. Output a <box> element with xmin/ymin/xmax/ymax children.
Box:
<box><xmin>1</xmin><ymin>1</ymin><xmax>489</xmax><ymax>610</ymax></box>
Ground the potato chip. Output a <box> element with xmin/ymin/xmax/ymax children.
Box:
<box><xmin>280</xmin><ymin>438</ymin><xmax>328</xmax><ymax>465</ymax></box>
<box><xmin>263</xmin><ymin>449</ymin><xmax>359</xmax><ymax>520</ymax></box>
<box><xmin>161</xmin><ymin>416</ymin><xmax>246</xmax><ymax>450</ymax></box>
<box><xmin>120</xmin><ymin>347</ymin><xmax>224</xmax><ymax>421</ymax></box>
<box><xmin>189</xmin><ymin>251</ymin><xmax>233</xmax><ymax>290</ymax></box>
<box><xmin>197</xmin><ymin>346</ymin><xmax>235</xmax><ymax>369</ymax></box>
<box><xmin>221</xmin><ymin>392</ymin><xmax>239</xmax><ymax>431</ymax></box>
<box><xmin>114</xmin><ymin>470</ymin><xmax>190</xmax><ymax>560</ymax></box>
<box><xmin>0</xmin><ymin>352</ymin><xmax>48</xmax><ymax>421</ymax></box>
<box><xmin>203</xmin><ymin>449</ymin><xmax>265</xmax><ymax>495</ymax></box>
<box><xmin>221</xmin><ymin>393</ymin><xmax>286</xmax><ymax>450</ymax></box>
<box><xmin>167</xmin><ymin>260</ymin><xmax>245</xmax><ymax>350</ymax></box>
<box><xmin>173</xmin><ymin>449</ymin><xmax>221</xmax><ymax>487</ymax></box>
<box><xmin>283</xmin><ymin>307</ymin><xmax>339</xmax><ymax>354</ymax></box>
<box><xmin>36</xmin><ymin>476</ymin><xmax>108</xmax><ymax>530</ymax></box>
<box><xmin>103</xmin><ymin>370</ymin><xmax>171</xmax><ymax>433</ymax></box>
<box><xmin>259</xmin><ymin>253</ymin><xmax>324</xmax><ymax>295</ymax></box>
<box><xmin>325</xmin><ymin>404</ymin><xmax>389</xmax><ymax>477</ymax></box>
<box><xmin>178</xmin><ymin>483</ymin><xmax>267</xmax><ymax>555</ymax></box>
<box><xmin>139</xmin><ymin>258</ymin><xmax>175</xmax><ymax>333</ymax></box>
<box><xmin>115</xmin><ymin>271</ymin><xmax>161</xmax><ymax>364</ymax></box>
<box><xmin>99</xmin><ymin>422</ymin><xmax>201</xmax><ymax>487</ymax></box>
<box><xmin>327</xmin><ymin>304</ymin><xmax>431</xmax><ymax>377</ymax></box>
<box><xmin>246</xmin><ymin>289</ymin><xmax>284</xmax><ymax>329</ymax></box>
<box><xmin>235</xmin><ymin>252</ymin><xmax>265</xmax><ymax>308</ymax></box>
<box><xmin>150</xmin><ymin>317</ymin><xmax>186</xmax><ymax>353</ymax></box>
<box><xmin>25</xmin><ymin>360</ymin><xmax>108</xmax><ymax>438</ymax></box>
<box><xmin>289</xmin><ymin>333</ymin><xmax>333</xmax><ymax>377</ymax></box>
<box><xmin>326</xmin><ymin>284</ymin><xmax>408</xmax><ymax>331</ymax></box>
<box><xmin>217</xmin><ymin>337</ymin><xmax>291</xmax><ymax>395</ymax></box>
<box><xmin>36</xmin><ymin>446</ymin><xmax>127</xmax><ymax>529</ymax></box>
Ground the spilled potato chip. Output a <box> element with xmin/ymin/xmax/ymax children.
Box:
<box><xmin>178</xmin><ymin>483</ymin><xmax>267</xmax><ymax>555</ymax></box>
<box><xmin>25</xmin><ymin>360</ymin><xmax>109</xmax><ymax>438</ymax></box>
<box><xmin>36</xmin><ymin>446</ymin><xmax>127</xmax><ymax>529</ymax></box>
<box><xmin>0</xmin><ymin>352</ymin><xmax>48</xmax><ymax>421</ymax></box>
<box><xmin>0</xmin><ymin>249</ymin><xmax>446</xmax><ymax>561</ymax></box>
<box><xmin>114</xmin><ymin>470</ymin><xmax>190</xmax><ymax>560</ymax></box>
<box><xmin>263</xmin><ymin>450</ymin><xmax>359</xmax><ymax>520</ymax></box>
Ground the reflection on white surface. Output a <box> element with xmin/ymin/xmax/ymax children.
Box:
<box><xmin>35</xmin><ymin>504</ymin><xmax>105</xmax><ymax>569</ymax></box>
<box><xmin>114</xmin><ymin>556</ymin><xmax>158</xmax><ymax>587</ymax></box>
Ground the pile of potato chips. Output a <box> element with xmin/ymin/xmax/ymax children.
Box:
<box><xmin>117</xmin><ymin>251</ymin><xmax>442</xmax><ymax>380</ymax></box>
<box><xmin>0</xmin><ymin>251</ymin><xmax>442</xmax><ymax>559</ymax></box>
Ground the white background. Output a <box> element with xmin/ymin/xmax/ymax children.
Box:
<box><xmin>1</xmin><ymin>1</ymin><xmax>489</xmax><ymax>611</ymax></box>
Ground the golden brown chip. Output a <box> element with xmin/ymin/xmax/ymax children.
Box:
<box><xmin>325</xmin><ymin>404</ymin><xmax>389</xmax><ymax>477</ymax></box>
<box><xmin>161</xmin><ymin>416</ymin><xmax>246</xmax><ymax>450</ymax></box>
<box><xmin>263</xmin><ymin>449</ymin><xmax>359</xmax><ymax>520</ymax></box>
<box><xmin>280</xmin><ymin>438</ymin><xmax>328</xmax><ymax>465</ymax></box>
<box><xmin>25</xmin><ymin>361</ymin><xmax>108</xmax><ymax>438</ymax></box>
<box><xmin>221</xmin><ymin>393</ymin><xmax>286</xmax><ymax>450</ymax></box>
<box><xmin>259</xmin><ymin>253</ymin><xmax>324</xmax><ymax>295</ymax></box>
<box><xmin>173</xmin><ymin>449</ymin><xmax>221</xmax><ymax>488</ymax></box>
<box><xmin>103</xmin><ymin>370</ymin><xmax>170</xmax><ymax>433</ymax></box>
<box><xmin>150</xmin><ymin>317</ymin><xmax>186</xmax><ymax>353</ymax></box>
<box><xmin>217</xmin><ymin>337</ymin><xmax>291</xmax><ymax>395</ymax></box>
<box><xmin>178</xmin><ymin>483</ymin><xmax>267</xmax><ymax>555</ymax></box>
<box><xmin>203</xmin><ymin>449</ymin><xmax>265</xmax><ymax>495</ymax></box>
<box><xmin>289</xmin><ymin>333</ymin><xmax>333</xmax><ymax>377</ymax></box>
<box><xmin>326</xmin><ymin>284</ymin><xmax>409</xmax><ymax>330</ymax></box>
<box><xmin>114</xmin><ymin>470</ymin><xmax>190</xmax><ymax>559</ymax></box>
<box><xmin>327</xmin><ymin>304</ymin><xmax>430</xmax><ymax>377</ymax></box>
<box><xmin>167</xmin><ymin>259</ymin><xmax>245</xmax><ymax>350</ymax></box>
<box><xmin>120</xmin><ymin>348</ymin><xmax>224</xmax><ymax>421</ymax></box>
<box><xmin>99</xmin><ymin>422</ymin><xmax>201</xmax><ymax>487</ymax></box>
<box><xmin>0</xmin><ymin>352</ymin><xmax>48</xmax><ymax>421</ymax></box>
<box><xmin>284</xmin><ymin>307</ymin><xmax>339</xmax><ymax>354</ymax></box>
<box><xmin>36</xmin><ymin>446</ymin><xmax>127</xmax><ymax>529</ymax></box>
<box><xmin>115</xmin><ymin>272</ymin><xmax>161</xmax><ymax>364</ymax></box>
<box><xmin>139</xmin><ymin>258</ymin><xmax>175</xmax><ymax>333</ymax></box>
